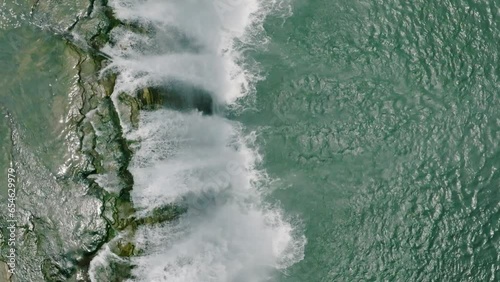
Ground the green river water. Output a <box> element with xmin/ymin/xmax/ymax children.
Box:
<box><xmin>1</xmin><ymin>0</ymin><xmax>499</xmax><ymax>281</ymax></box>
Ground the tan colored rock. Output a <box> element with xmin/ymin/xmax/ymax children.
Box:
<box><xmin>0</xmin><ymin>261</ymin><xmax>12</xmax><ymax>282</ymax></box>
<box><xmin>139</xmin><ymin>87</ymin><xmax>164</xmax><ymax>108</ymax></box>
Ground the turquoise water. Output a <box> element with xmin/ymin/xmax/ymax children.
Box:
<box><xmin>1</xmin><ymin>0</ymin><xmax>499</xmax><ymax>281</ymax></box>
<box><xmin>238</xmin><ymin>0</ymin><xmax>499</xmax><ymax>280</ymax></box>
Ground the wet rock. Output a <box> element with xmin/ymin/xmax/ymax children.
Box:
<box><xmin>84</xmin><ymin>98</ymin><xmax>132</xmax><ymax>178</ymax></box>
<box><xmin>0</xmin><ymin>261</ymin><xmax>11</xmax><ymax>282</ymax></box>
<box><xmin>116</xmin><ymin>93</ymin><xmax>141</xmax><ymax>131</ymax></box>
<box><xmin>1</xmin><ymin>1</ymin><xmax>141</xmax><ymax>281</ymax></box>
<box><xmin>0</xmin><ymin>33</ymin><xmax>112</xmax><ymax>281</ymax></box>
<box><xmin>72</xmin><ymin>7</ymin><xmax>112</xmax><ymax>48</ymax></box>
<box><xmin>138</xmin><ymin>87</ymin><xmax>164</xmax><ymax>109</ymax></box>
<box><xmin>88</xmin><ymin>245</ymin><xmax>133</xmax><ymax>282</ymax></box>
<box><xmin>112</xmin><ymin>197</ymin><xmax>136</xmax><ymax>231</ymax></box>
<box><xmin>112</xmin><ymin>240</ymin><xmax>135</xmax><ymax>258</ymax></box>
<box><xmin>41</xmin><ymin>258</ymin><xmax>74</xmax><ymax>282</ymax></box>
<box><xmin>134</xmin><ymin>204</ymin><xmax>186</xmax><ymax>226</ymax></box>
<box><xmin>100</xmin><ymin>73</ymin><xmax>117</xmax><ymax>97</ymax></box>
<box><xmin>137</xmin><ymin>84</ymin><xmax>215</xmax><ymax>115</ymax></box>
<box><xmin>3</xmin><ymin>2</ymin><xmax>193</xmax><ymax>281</ymax></box>
<box><xmin>31</xmin><ymin>0</ymin><xmax>91</xmax><ymax>32</ymax></box>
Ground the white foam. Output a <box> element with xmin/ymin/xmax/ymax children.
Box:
<box><xmin>127</xmin><ymin>109</ymin><xmax>258</xmax><ymax>213</ymax></box>
<box><xmin>129</xmin><ymin>203</ymin><xmax>304</xmax><ymax>282</ymax></box>
<box><xmin>102</xmin><ymin>0</ymin><xmax>260</xmax><ymax>104</ymax></box>
<box><xmin>94</xmin><ymin>0</ymin><xmax>304</xmax><ymax>281</ymax></box>
<box><xmin>89</xmin><ymin>244</ymin><xmax>126</xmax><ymax>282</ymax></box>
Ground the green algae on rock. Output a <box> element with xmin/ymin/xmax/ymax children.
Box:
<box><xmin>1</xmin><ymin>1</ymin><xmax>145</xmax><ymax>280</ymax></box>
<box><xmin>136</xmin><ymin>85</ymin><xmax>214</xmax><ymax>115</ymax></box>
<box><xmin>138</xmin><ymin>87</ymin><xmax>164</xmax><ymax>110</ymax></box>
<box><xmin>0</xmin><ymin>25</ymin><xmax>108</xmax><ymax>281</ymax></box>
<box><xmin>1</xmin><ymin>1</ymin><xmax>190</xmax><ymax>281</ymax></box>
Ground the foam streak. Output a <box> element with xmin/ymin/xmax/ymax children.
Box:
<box><xmin>94</xmin><ymin>1</ymin><xmax>305</xmax><ymax>281</ymax></box>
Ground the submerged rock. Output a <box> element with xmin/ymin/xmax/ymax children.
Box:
<box><xmin>2</xmin><ymin>1</ymin><xmax>196</xmax><ymax>281</ymax></box>
<box><xmin>0</xmin><ymin>26</ymin><xmax>115</xmax><ymax>280</ymax></box>
<box><xmin>88</xmin><ymin>246</ymin><xmax>132</xmax><ymax>282</ymax></box>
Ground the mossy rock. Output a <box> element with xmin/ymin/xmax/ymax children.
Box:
<box><xmin>41</xmin><ymin>258</ymin><xmax>74</xmax><ymax>282</ymax></box>
<box><xmin>0</xmin><ymin>261</ymin><xmax>11</xmax><ymax>282</ymax></box>
<box><xmin>112</xmin><ymin>197</ymin><xmax>136</xmax><ymax>231</ymax></box>
<box><xmin>100</xmin><ymin>72</ymin><xmax>117</xmax><ymax>97</ymax></box>
<box><xmin>114</xmin><ymin>241</ymin><xmax>135</xmax><ymax>257</ymax></box>
<box><xmin>117</xmin><ymin>93</ymin><xmax>141</xmax><ymax>129</ymax></box>
<box><xmin>138</xmin><ymin>87</ymin><xmax>164</xmax><ymax>110</ymax></box>
<box><xmin>135</xmin><ymin>204</ymin><xmax>187</xmax><ymax>226</ymax></box>
<box><xmin>136</xmin><ymin>84</ymin><xmax>214</xmax><ymax>114</ymax></box>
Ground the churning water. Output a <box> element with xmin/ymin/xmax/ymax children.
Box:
<box><xmin>91</xmin><ymin>0</ymin><xmax>305</xmax><ymax>281</ymax></box>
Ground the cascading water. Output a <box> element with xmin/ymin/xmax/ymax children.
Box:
<box><xmin>90</xmin><ymin>0</ymin><xmax>305</xmax><ymax>281</ymax></box>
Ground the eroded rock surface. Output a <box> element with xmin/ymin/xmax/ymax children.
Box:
<box><xmin>1</xmin><ymin>1</ymin><xmax>191</xmax><ymax>281</ymax></box>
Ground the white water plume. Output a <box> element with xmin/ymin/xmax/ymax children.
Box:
<box><xmin>92</xmin><ymin>0</ymin><xmax>305</xmax><ymax>281</ymax></box>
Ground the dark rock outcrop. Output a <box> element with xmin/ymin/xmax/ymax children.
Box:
<box><xmin>137</xmin><ymin>83</ymin><xmax>215</xmax><ymax>115</ymax></box>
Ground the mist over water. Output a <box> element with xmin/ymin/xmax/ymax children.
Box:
<box><xmin>3</xmin><ymin>0</ymin><xmax>498</xmax><ymax>280</ymax></box>
<box><xmin>103</xmin><ymin>0</ymin><xmax>263</xmax><ymax>104</ymax></box>
<box><xmin>94</xmin><ymin>0</ymin><xmax>305</xmax><ymax>281</ymax></box>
